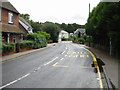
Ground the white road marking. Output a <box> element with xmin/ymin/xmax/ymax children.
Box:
<box><xmin>44</xmin><ymin>57</ymin><xmax>58</xmax><ymax>66</ymax></box>
<box><xmin>0</xmin><ymin>57</ymin><xmax>59</xmax><ymax>89</ymax></box>
<box><xmin>61</xmin><ymin>51</ymin><xmax>65</xmax><ymax>54</ymax></box>
<box><xmin>0</xmin><ymin>73</ymin><xmax>31</xmax><ymax>89</ymax></box>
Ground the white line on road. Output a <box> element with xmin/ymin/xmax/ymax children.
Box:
<box><xmin>0</xmin><ymin>73</ymin><xmax>31</xmax><ymax>89</ymax></box>
<box><xmin>61</xmin><ymin>51</ymin><xmax>65</xmax><ymax>54</ymax></box>
<box><xmin>1</xmin><ymin>56</ymin><xmax>59</xmax><ymax>89</ymax></box>
<box><xmin>44</xmin><ymin>57</ymin><xmax>58</xmax><ymax>66</ymax></box>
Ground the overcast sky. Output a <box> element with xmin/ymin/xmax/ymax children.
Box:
<box><xmin>8</xmin><ymin>0</ymin><xmax>100</xmax><ymax>25</ymax></box>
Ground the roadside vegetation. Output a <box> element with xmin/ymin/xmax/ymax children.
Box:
<box><xmin>85</xmin><ymin>2</ymin><xmax>120</xmax><ymax>60</ymax></box>
<box><xmin>1</xmin><ymin>31</ymin><xmax>50</xmax><ymax>55</ymax></box>
<box><xmin>20</xmin><ymin>14</ymin><xmax>84</xmax><ymax>42</ymax></box>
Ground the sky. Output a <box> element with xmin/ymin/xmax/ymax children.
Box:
<box><xmin>8</xmin><ymin>0</ymin><xmax>100</xmax><ymax>25</ymax></box>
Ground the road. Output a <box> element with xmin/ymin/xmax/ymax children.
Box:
<box><xmin>2</xmin><ymin>41</ymin><xmax>103</xmax><ymax>88</ymax></box>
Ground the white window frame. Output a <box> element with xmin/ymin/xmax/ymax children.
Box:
<box><xmin>8</xmin><ymin>12</ymin><xmax>14</xmax><ymax>24</ymax></box>
<box><xmin>13</xmin><ymin>35</ymin><xmax>16</xmax><ymax>43</ymax></box>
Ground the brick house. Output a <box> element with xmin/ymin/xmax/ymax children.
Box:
<box><xmin>0</xmin><ymin>0</ymin><xmax>32</xmax><ymax>43</ymax></box>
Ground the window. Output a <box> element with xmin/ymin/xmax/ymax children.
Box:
<box><xmin>8</xmin><ymin>12</ymin><xmax>14</xmax><ymax>23</ymax></box>
<box><xmin>13</xmin><ymin>36</ymin><xmax>16</xmax><ymax>43</ymax></box>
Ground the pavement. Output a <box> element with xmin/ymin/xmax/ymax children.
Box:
<box><xmin>82</xmin><ymin>44</ymin><xmax>119</xmax><ymax>89</ymax></box>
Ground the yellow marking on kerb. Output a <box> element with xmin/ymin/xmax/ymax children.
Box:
<box><xmin>84</xmin><ymin>48</ymin><xmax>103</xmax><ymax>89</ymax></box>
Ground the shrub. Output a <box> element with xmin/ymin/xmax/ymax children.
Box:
<box><xmin>2</xmin><ymin>43</ymin><xmax>15</xmax><ymax>53</ymax></box>
<box><xmin>27</xmin><ymin>33</ymin><xmax>47</xmax><ymax>49</ymax></box>
<box><xmin>77</xmin><ymin>37</ymin><xmax>85</xmax><ymax>44</ymax></box>
<box><xmin>19</xmin><ymin>40</ymin><xmax>34</xmax><ymax>49</ymax></box>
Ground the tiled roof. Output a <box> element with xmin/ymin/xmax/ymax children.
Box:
<box><xmin>0</xmin><ymin>0</ymin><xmax>19</xmax><ymax>14</ymax></box>
<box><xmin>0</xmin><ymin>23</ymin><xmax>25</xmax><ymax>34</ymax></box>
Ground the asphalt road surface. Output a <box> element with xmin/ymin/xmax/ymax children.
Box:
<box><xmin>2</xmin><ymin>41</ymin><xmax>103</xmax><ymax>88</ymax></box>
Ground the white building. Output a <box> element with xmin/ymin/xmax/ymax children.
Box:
<box><xmin>58</xmin><ymin>30</ymin><xmax>69</xmax><ymax>42</ymax></box>
<box><xmin>74</xmin><ymin>28</ymin><xmax>86</xmax><ymax>37</ymax></box>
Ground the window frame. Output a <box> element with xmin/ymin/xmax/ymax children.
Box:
<box><xmin>8</xmin><ymin>12</ymin><xmax>14</xmax><ymax>24</ymax></box>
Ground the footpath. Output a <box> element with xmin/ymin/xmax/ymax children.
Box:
<box><xmin>2</xmin><ymin>43</ymin><xmax>56</xmax><ymax>62</ymax></box>
<box><xmin>83</xmin><ymin>45</ymin><xmax>119</xmax><ymax>89</ymax></box>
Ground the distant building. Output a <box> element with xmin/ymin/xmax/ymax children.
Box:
<box><xmin>74</xmin><ymin>28</ymin><xmax>86</xmax><ymax>37</ymax></box>
<box><xmin>58</xmin><ymin>30</ymin><xmax>69</xmax><ymax>42</ymax></box>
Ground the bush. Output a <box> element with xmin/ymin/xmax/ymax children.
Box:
<box><xmin>2</xmin><ymin>43</ymin><xmax>15</xmax><ymax>53</ymax></box>
<box><xmin>78</xmin><ymin>38</ymin><xmax>85</xmax><ymax>44</ymax></box>
<box><xmin>27</xmin><ymin>33</ymin><xmax>47</xmax><ymax>49</ymax></box>
<box><xmin>19</xmin><ymin>40</ymin><xmax>34</xmax><ymax>49</ymax></box>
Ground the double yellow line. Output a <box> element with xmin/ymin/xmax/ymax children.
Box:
<box><xmin>84</xmin><ymin>48</ymin><xmax>103</xmax><ymax>89</ymax></box>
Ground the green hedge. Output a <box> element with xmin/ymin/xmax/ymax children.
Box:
<box><xmin>2</xmin><ymin>43</ymin><xmax>15</xmax><ymax>53</ymax></box>
<box><xmin>27</xmin><ymin>33</ymin><xmax>47</xmax><ymax>49</ymax></box>
<box><xmin>19</xmin><ymin>40</ymin><xmax>34</xmax><ymax>49</ymax></box>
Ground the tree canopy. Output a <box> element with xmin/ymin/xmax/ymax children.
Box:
<box><xmin>85</xmin><ymin>2</ymin><xmax>120</xmax><ymax>58</ymax></box>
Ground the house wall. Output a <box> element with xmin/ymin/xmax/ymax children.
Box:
<box><xmin>2</xmin><ymin>32</ymin><xmax>21</xmax><ymax>43</ymax></box>
<box><xmin>1</xmin><ymin>8</ymin><xmax>24</xmax><ymax>43</ymax></box>
<box><xmin>1</xmin><ymin>8</ymin><xmax>19</xmax><ymax>26</ymax></box>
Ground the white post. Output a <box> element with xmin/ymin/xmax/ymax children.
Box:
<box><xmin>7</xmin><ymin>33</ymin><xmax>10</xmax><ymax>43</ymax></box>
<box><xmin>21</xmin><ymin>34</ymin><xmax>23</xmax><ymax>41</ymax></box>
<box><xmin>110</xmin><ymin>37</ymin><xmax>112</xmax><ymax>56</ymax></box>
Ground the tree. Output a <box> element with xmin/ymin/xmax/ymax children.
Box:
<box><xmin>42</xmin><ymin>22</ymin><xmax>60</xmax><ymax>42</ymax></box>
<box><xmin>20</xmin><ymin>14</ymin><xmax>30</xmax><ymax>21</ymax></box>
<box><xmin>30</xmin><ymin>21</ymin><xmax>42</xmax><ymax>32</ymax></box>
<box><xmin>60</xmin><ymin>23</ymin><xmax>68</xmax><ymax>30</ymax></box>
<box><xmin>86</xmin><ymin>2</ymin><xmax>120</xmax><ymax>58</ymax></box>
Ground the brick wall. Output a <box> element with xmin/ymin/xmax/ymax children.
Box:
<box><xmin>1</xmin><ymin>8</ymin><xmax>19</xmax><ymax>26</ymax></box>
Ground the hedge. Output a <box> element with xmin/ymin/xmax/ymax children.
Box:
<box><xmin>27</xmin><ymin>33</ymin><xmax>47</xmax><ymax>49</ymax></box>
<box><xmin>2</xmin><ymin>43</ymin><xmax>15</xmax><ymax>53</ymax></box>
<box><xmin>19</xmin><ymin>40</ymin><xmax>34</xmax><ymax>50</ymax></box>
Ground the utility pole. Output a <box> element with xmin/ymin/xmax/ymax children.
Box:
<box><xmin>88</xmin><ymin>3</ymin><xmax>91</xmax><ymax>47</ymax></box>
<box><xmin>88</xmin><ymin>3</ymin><xmax>90</xmax><ymax>20</ymax></box>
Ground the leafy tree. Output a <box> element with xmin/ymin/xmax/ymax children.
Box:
<box><xmin>43</xmin><ymin>22</ymin><xmax>60</xmax><ymax>42</ymax></box>
<box><xmin>86</xmin><ymin>2</ymin><xmax>120</xmax><ymax>58</ymax></box>
<box><xmin>37</xmin><ymin>31</ymin><xmax>51</xmax><ymax>40</ymax></box>
<box><xmin>20</xmin><ymin>14</ymin><xmax>30</xmax><ymax>21</ymax></box>
<box><xmin>30</xmin><ymin>21</ymin><xmax>42</xmax><ymax>32</ymax></box>
<box><xmin>60</xmin><ymin>23</ymin><xmax>68</xmax><ymax>30</ymax></box>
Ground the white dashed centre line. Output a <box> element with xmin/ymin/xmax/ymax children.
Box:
<box><xmin>44</xmin><ymin>57</ymin><xmax>58</xmax><ymax>66</ymax></box>
<box><xmin>0</xmin><ymin>73</ymin><xmax>31</xmax><ymax>89</ymax></box>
